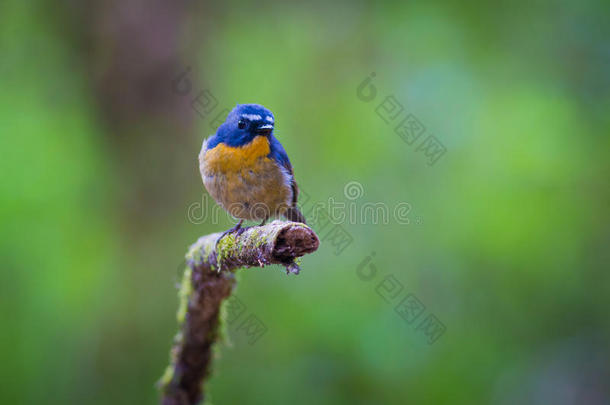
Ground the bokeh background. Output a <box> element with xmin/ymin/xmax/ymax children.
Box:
<box><xmin>2</xmin><ymin>1</ymin><xmax>609</xmax><ymax>404</ymax></box>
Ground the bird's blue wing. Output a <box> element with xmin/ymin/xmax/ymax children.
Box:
<box><xmin>268</xmin><ymin>135</ymin><xmax>299</xmax><ymax>205</ymax></box>
<box><xmin>268</xmin><ymin>135</ymin><xmax>292</xmax><ymax>172</ymax></box>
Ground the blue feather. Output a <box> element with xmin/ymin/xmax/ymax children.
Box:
<box><xmin>267</xmin><ymin>134</ymin><xmax>292</xmax><ymax>173</ymax></box>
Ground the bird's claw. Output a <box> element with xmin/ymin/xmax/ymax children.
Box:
<box><xmin>215</xmin><ymin>222</ymin><xmax>247</xmax><ymax>250</ymax></box>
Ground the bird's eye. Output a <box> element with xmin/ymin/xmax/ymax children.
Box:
<box><xmin>238</xmin><ymin>120</ymin><xmax>246</xmax><ymax>129</ymax></box>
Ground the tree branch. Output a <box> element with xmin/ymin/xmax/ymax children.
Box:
<box><xmin>159</xmin><ymin>221</ymin><xmax>319</xmax><ymax>405</ymax></box>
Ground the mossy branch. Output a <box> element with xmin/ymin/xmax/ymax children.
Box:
<box><xmin>159</xmin><ymin>220</ymin><xmax>319</xmax><ymax>405</ymax></box>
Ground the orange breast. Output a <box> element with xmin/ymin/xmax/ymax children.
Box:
<box><xmin>203</xmin><ymin>136</ymin><xmax>271</xmax><ymax>173</ymax></box>
<box><xmin>199</xmin><ymin>136</ymin><xmax>292</xmax><ymax>221</ymax></box>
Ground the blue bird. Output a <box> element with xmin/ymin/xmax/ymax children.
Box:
<box><xmin>199</xmin><ymin>104</ymin><xmax>306</xmax><ymax>235</ymax></box>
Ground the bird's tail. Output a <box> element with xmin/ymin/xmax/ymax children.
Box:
<box><xmin>284</xmin><ymin>206</ymin><xmax>306</xmax><ymax>224</ymax></box>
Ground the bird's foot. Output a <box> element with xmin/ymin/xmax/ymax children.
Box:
<box><xmin>258</xmin><ymin>217</ymin><xmax>268</xmax><ymax>227</ymax></box>
<box><xmin>216</xmin><ymin>220</ymin><xmax>245</xmax><ymax>249</ymax></box>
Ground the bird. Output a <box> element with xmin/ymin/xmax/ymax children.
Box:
<box><xmin>199</xmin><ymin>104</ymin><xmax>306</xmax><ymax>237</ymax></box>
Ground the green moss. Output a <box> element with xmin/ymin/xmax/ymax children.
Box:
<box><xmin>216</xmin><ymin>233</ymin><xmax>237</xmax><ymax>271</ymax></box>
<box><xmin>248</xmin><ymin>227</ymin><xmax>275</xmax><ymax>249</ymax></box>
<box><xmin>184</xmin><ymin>234</ymin><xmax>221</xmax><ymax>272</ymax></box>
<box><xmin>158</xmin><ymin>365</ymin><xmax>174</xmax><ymax>389</ymax></box>
<box><xmin>202</xmin><ymin>241</ymin><xmax>214</xmax><ymax>262</ymax></box>
<box><xmin>186</xmin><ymin>243</ymin><xmax>204</xmax><ymax>266</ymax></box>
<box><xmin>253</xmin><ymin>229</ymin><xmax>267</xmax><ymax>248</ymax></box>
<box><xmin>249</xmin><ymin>228</ymin><xmax>260</xmax><ymax>239</ymax></box>
<box><xmin>176</xmin><ymin>266</ymin><xmax>193</xmax><ymax>324</ymax></box>
<box><xmin>217</xmin><ymin>300</ymin><xmax>229</xmax><ymax>344</ymax></box>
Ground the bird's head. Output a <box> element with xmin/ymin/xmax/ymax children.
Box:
<box><xmin>217</xmin><ymin>104</ymin><xmax>275</xmax><ymax>147</ymax></box>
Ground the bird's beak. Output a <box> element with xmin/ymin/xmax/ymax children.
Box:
<box><xmin>256</xmin><ymin>124</ymin><xmax>273</xmax><ymax>136</ymax></box>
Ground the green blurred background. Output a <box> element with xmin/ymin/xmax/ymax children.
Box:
<box><xmin>2</xmin><ymin>1</ymin><xmax>609</xmax><ymax>404</ymax></box>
